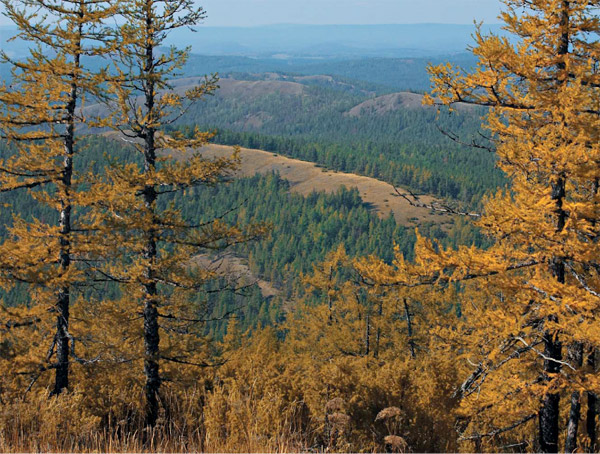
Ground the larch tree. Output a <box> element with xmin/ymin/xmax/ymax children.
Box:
<box><xmin>84</xmin><ymin>0</ymin><xmax>264</xmax><ymax>427</ymax></box>
<box><xmin>0</xmin><ymin>0</ymin><xmax>118</xmax><ymax>397</ymax></box>
<box><xmin>357</xmin><ymin>0</ymin><xmax>600</xmax><ymax>452</ymax></box>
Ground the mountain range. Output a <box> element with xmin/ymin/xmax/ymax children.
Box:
<box><xmin>0</xmin><ymin>23</ymin><xmax>506</xmax><ymax>58</ymax></box>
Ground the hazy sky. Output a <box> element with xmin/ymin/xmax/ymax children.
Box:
<box><xmin>197</xmin><ymin>0</ymin><xmax>502</xmax><ymax>26</ymax></box>
<box><xmin>0</xmin><ymin>0</ymin><xmax>503</xmax><ymax>27</ymax></box>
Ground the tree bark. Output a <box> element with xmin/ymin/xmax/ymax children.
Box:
<box><xmin>142</xmin><ymin>4</ymin><xmax>160</xmax><ymax>427</ymax></box>
<box><xmin>586</xmin><ymin>350</ymin><xmax>597</xmax><ymax>452</ymax></box>
<box><xmin>565</xmin><ymin>342</ymin><xmax>584</xmax><ymax>453</ymax></box>
<box><xmin>403</xmin><ymin>298</ymin><xmax>416</xmax><ymax>359</ymax></box>
<box><xmin>364</xmin><ymin>312</ymin><xmax>370</xmax><ymax>356</ymax></box>
<box><xmin>539</xmin><ymin>328</ymin><xmax>562</xmax><ymax>453</ymax></box>
<box><xmin>52</xmin><ymin>14</ymin><xmax>82</xmax><ymax>396</ymax></box>
<box><xmin>374</xmin><ymin>300</ymin><xmax>382</xmax><ymax>359</ymax></box>
<box><xmin>142</xmin><ymin>155</ymin><xmax>160</xmax><ymax>428</ymax></box>
<box><xmin>539</xmin><ymin>175</ymin><xmax>567</xmax><ymax>453</ymax></box>
<box><xmin>539</xmin><ymin>1</ymin><xmax>570</xmax><ymax>441</ymax></box>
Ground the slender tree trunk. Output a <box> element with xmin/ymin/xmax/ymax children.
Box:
<box><xmin>374</xmin><ymin>300</ymin><xmax>382</xmax><ymax>359</ymax></box>
<box><xmin>586</xmin><ymin>350</ymin><xmax>597</xmax><ymax>452</ymax></box>
<box><xmin>54</xmin><ymin>142</ymin><xmax>73</xmax><ymax>396</ymax></box>
<box><xmin>53</xmin><ymin>19</ymin><xmax>82</xmax><ymax>396</ymax></box>
<box><xmin>539</xmin><ymin>328</ymin><xmax>562</xmax><ymax>453</ymax></box>
<box><xmin>403</xmin><ymin>298</ymin><xmax>416</xmax><ymax>359</ymax></box>
<box><xmin>142</xmin><ymin>9</ymin><xmax>160</xmax><ymax>427</ymax></box>
<box><xmin>539</xmin><ymin>176</ymin><xmax>567</xmax><ymax>453</ymax></box>
<box><xmin>538</xmin><ymin>5</ymin><xmax>571</xmax><ymax>450</ymax></box>
<box><xmin>327</xmin><ymin>287</ymin><xmax>333</xmax><ymax>325</ymax></box>
<box><xmin>143</xmin><ymin>257</ymin><xmax>160</xmax><ymax>428</ymax></box>
<box><xmin>565</xmin><ymin>342</ymin><xmax>584</xmax><ymax>453</ymax></box>
<box><xmin>364</xmin><ymin>312</ymin><xmax>370</xmax><ymax>356</ymax></box>
<box><xmin>142</xmin><ymin>153</ymin><xmax>160</xmax><ymax>428</ymax></box>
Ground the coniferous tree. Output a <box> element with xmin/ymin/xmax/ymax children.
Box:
<box><xmin>86</xmin><ymin>0</ymin><xmax>264</xmax><ymax>427</ymax></box>
<box><xmin>359</xmin><ymin>0</ymin><xmax>600</xmax><ymax>451</ymax></box>
<box><xmin>0</xmin><ymin>0</ymin><xmax>118</xmax><ymax>397</ymax></box>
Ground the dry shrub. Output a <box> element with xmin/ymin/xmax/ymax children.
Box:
<box><xmin>384</xmin><ymin>434</ymin><xmax>408</xmax><ymax>453</ymax></box>
<box><xmin>328</xmin><ymin>412</ymin><xmax>351</xmax><ymax>430</ymax></box>
<box><xmin>203</xmin><ymin>382</ymin><xmax>306</xmax><ymax>452</ymax></box>
<box><xmin>325</xmin><ymin>397</ymin><xmax>346</xmax><ymax>413</ymax></box>
<box><xmin>376</xmin><ymin>406</ymin><xmax>402</xmax><ymax>421</ymax></box>
<box><xmin>0</xmin><ymin>309</ymin><xmax>461</xmax><ymax>453</ymax></box>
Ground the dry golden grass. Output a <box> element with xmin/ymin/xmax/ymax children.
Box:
<box><xmin>0</xmin><ymin>388</ymin><xmax>307</xmax><ymax>453</ymax></box>
<box><xmin>200</xmin><ymin>143</ymin><xmax>451</xmax><ymax>227</ymax></box>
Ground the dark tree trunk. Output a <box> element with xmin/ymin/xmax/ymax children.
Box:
<box><xmin>52</xmin><ymin>16</ymin><xmax>82</xmax><ymax>396</ymax></box>
<box><xmin>327</xmin><ymin>266</ymin><xmax>334</xmax><ymax>325</ymax></box>
<box><xmin>565</xmin><ymin>342</ymin><xmax>584</xmax><ymax>453</ymax></box>
<box><xmin>54</xmin><ymin>188</ymin><xmax>72</xmax><ymax>396</ymax></box>
<box><xmin>586</xmin><ymin>350</ymin><xmax>597</xmax><ymax>452</ymax></box>
<box><xmin>143</xmin><ymin>278</ymin><xmax>160</xmax><ymax>427</ymax></box>
<box><xmin>539</xmin><ymin>329</ymin><xmax>562</xmax><ymax>453</ymax></box>
<box><xmin>538</xmin><ymin>3</ymin><xmax>571</xmax><ymax>450</ymax></box>
<box><xmin>142</xmin><ymin>6</ymin><xmax>160</xmax><ymax>427</ymax></box>
<box><xmin>374</xmin><ymin>300</ymin><xmax>382</xmax><ymax>359</ymax></box>
<box><xmin>364</xmin><ymin>312</ymin><xmax>370</xmax><ymax>356</ymax></box>
<box><xmin>142</xmin><ymin>160</ymin><xmax>161</xmax><ymax>427</ymax></box>
<box><xmin>55</xmin><ymin>119</ymin><xmax>75</xmax><ymax>397</ymax></box>
<box><xmin>403</xmin><ymin>298</ymin><xmax>416</xmax><ymax>359</ymax></box>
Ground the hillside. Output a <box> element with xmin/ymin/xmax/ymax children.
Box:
<box><xmin>88</xmin><ymin>73</ymin><xmax>503</xmax><ymax>205</ymax></box>
<box><xmin>346</xmin><ymin>92</ymin><xmax>429</xmax><ymax>117</ymax></box>
<box><xmin>345</xmin><ymin>91</ymin><xmax>475</xmax><ymax>117</ymax></box>
<box><xmin>171</xmin><ymin>77</ymin><xmax>306</xmax><ymax>97</ymax></box>
<box><xmin>198</xmin><ymin>143</ymin><xmax>449</xmax><ymax>226</ymax></box>
<box><xmin>171</xmin><ymin>75</ymin><xmax>502</xmax><ymax>204</ymax></box>
<box><xmin>101</xmin><ymin>130</ymin><xmax>449</xmax><ymax>226</ymax></box>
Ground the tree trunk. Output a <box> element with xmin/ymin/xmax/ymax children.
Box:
<box><xmin>539</xmin><ymin>328</ymin><xmax>562</xmax><ymax>453</ymax></box>
<box><xmin>538</xmin><ymin>4</ymin><xmax>571</xmax><ymax>450</ymax></box>
<box><xmin>55</xmin><ymin>117</ymin><xmax>75</xmax><ymax>397</ymax></box>
<box><xmin>586</xmin><ymin>350</ymin><xmax>597</xmax><ymax>452</ymax></box>
<box><xmin>403</xmin><ymin>298</ymin><xmax>416</xmax><ymax>359</ymax></box>
<box><xmin>327</xmin><ymin>267</ymin><xmax>333</xmax><ymax>325</ymax></box>
<box><xmin>142</xmin><ymin>7</ymin><xmax>160</xmax><ymax>426</ymax></box>
<box><xmin>364</xmin><ymin>312</ymin><xmax>370</xmax><ymax>356</ymax></box>
<box><xmin>53</xmin><ymin>19</ymin><xmax>82</xmax><ymax>396</ymax></box>
<box><xmin>142</xmin><ymin>135</ymin><xmax>160</xmax><ymax>426</ymax></box>
<box><xmin>142</xmin><ymin>165</ymin><xmax>160</xmax><ymax>428</ymax></box>
<box><xmin>143</xmin><ymin>277</ymin><xmax>160</xmax><ymax>427</ymax></box>
<box><xmin>374</xmin><ymin>300</ymin><xmax>382</xmax><ymax>359</ymax></box>
<box><xmin>565</xmin><ymin>342</ymin><xmax>584</xmax><ymax>453</ymax></box>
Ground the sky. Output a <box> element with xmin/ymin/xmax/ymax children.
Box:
<box><xmin>0</xmin><ymin>0</ymin><xmax>503</xmax><ymax>27</ymax></box>
<box><xmin>197</xmin><ymin>0</ymin><xmax>502</xmax><ymax>26</ymax></box>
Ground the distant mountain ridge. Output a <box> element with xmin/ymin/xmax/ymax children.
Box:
<box><xmin>0</xmin><ymin>23</ymin><xmax>506</xmax><ymax>58</ymax></box>
<box><xmin>165</xmin><ymin>23</ymin><xmax>506</xmax><ymax>57</ymax></box>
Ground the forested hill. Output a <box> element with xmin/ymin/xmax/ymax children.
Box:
<box><xmin>84</xmin><ymin>72</ymin><xmax>503</xmax><ymax>205</ymax></box>
<box><xmin>179</xmin><ymin>52</ymin><xmax>480</xmax><ymax>92</ymax></box>
<box><xmin>165</xmin><ymin>74</ymin><xmax>504</xmax><ymax>205</ymax></box>
<box><xmin>0</xmin><ymin>50</ymin><xmax>479</xmax><ymax>94</ymax></box>
<box><xmin>0</xmin><ymin>135</ymin><xmax>487</xmax><ymax>334</ymax></box>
